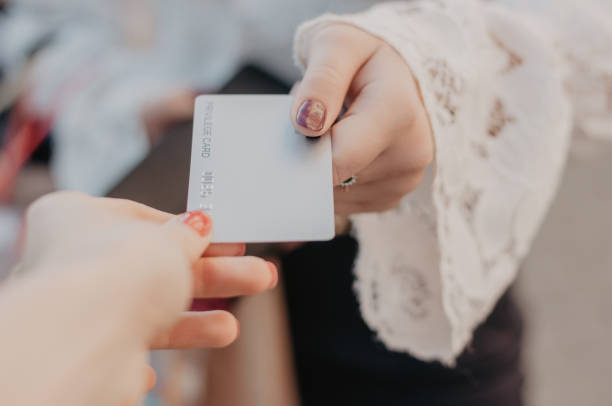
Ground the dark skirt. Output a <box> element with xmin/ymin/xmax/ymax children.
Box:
<box><xmin>281</xmin><ymin>235</ymin><xmax>524</xmax><ymax>406</ymax></box>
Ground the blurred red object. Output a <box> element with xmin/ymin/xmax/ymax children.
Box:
<box><xmin>0</xmin><ymin>99</ymin><xmax>51</xmax><ymax>202</ymax></box>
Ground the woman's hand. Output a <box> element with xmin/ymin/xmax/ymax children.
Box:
<box><xmin>292</xmin><ymin>24</ymin><xmax>434</xmax><ymax>215</ymax></box>
<box><xmin>2</xmin><ymin>192</ymin><xmax>277</xmax><ymax>405</ymax></box>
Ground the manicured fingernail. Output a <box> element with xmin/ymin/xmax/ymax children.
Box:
<box><xmin>266</xmin><ymin>261</ymin><xmax>278</xmax><ymax>289</ymax></box>
<box><xmin>296</xmin><ymin>99</ymin><xmax>326</xmax><ymax>131</ymax></box>
<box><xmin>180</xmin><ymin>211</ymin><xmax>211</xmax><ymax>236</ymax></box>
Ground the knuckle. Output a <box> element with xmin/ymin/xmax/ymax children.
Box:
<box><xmin>26</xmin><ymin>191</ymin><xmax>79</xmax><ymax>222</ymax></box>
<box><xmin>312</xmin><ymin>23</ymin><xmax>377</xmax><ymax>51</ymax></box>
<box><xmin>311</xmin><ymin>24</ymin><xmax>354</xmax><ymax>45</ymax></box>
<box><xmin>395</xmin><ymin>130</ymin><xmax>434</xmax><ymax>173</ymax></box>
<box><xmin>306</xmin><ymin>61</ymin><xmax>345</xmax><ymax>88</ymax></box>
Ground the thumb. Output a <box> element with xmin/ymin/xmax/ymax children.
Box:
<box><xmin>292</xmin><ymin>25</ymin><xmax>380</xmax><ymax>136</ymax></box>
<box><xmin>126</xmin><ymin>211</ymin><xmax>214</xmax><ymax>337</ymax></box>
<box><xmin>163</xmin><ymin>211</ymin><xmax>213</xmax><ymax>261</ymax></box>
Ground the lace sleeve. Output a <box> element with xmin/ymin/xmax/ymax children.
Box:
<box><xmin>550</xmin><ymin>0</ymin><xmax>612</xmax><ymax>140</ymax></box>
<box><xmin>294</xmin><ymin>0</ymin><xmax>586</xmax><ymax>363</ymax></box>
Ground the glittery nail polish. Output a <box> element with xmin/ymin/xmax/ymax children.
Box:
<box><xmin>296</xmin><ymin>99</ymin><xmax>326</xmax><ymax>131</ymax></box>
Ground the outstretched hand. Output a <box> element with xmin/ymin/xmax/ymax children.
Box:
<box><xmin>4</xmin><ymin>192</ymin><xmax>277</xmax><ymax>405</ymax></box>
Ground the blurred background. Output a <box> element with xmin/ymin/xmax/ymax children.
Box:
<box><xmin>1</xmin><ymin>0</ymin><xmax>611</xmax><ymax>405</ymax></box>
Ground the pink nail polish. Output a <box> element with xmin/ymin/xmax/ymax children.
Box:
<box><xmin>180</xmin><ymin>211</ymin><xmax>211</xmax><ymax>236</ymax></box>
<box><xmin>296</xmin><ymin>99</ymin><xmax>326</xmax><ymax>131</ymax></box>
<box><xmin>267</xmin><ymin>261</ymin><xmax>278</xmax><ymax>289</ymax></box>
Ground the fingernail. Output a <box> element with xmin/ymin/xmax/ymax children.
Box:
<box><xmin>266</xmin><ymin>261</ymin><xmax>278</xmax><ymax>289</ymax></box>
<box><xmin>180</xmin><ymin>211</ymin><xmax>211</xmax><ymax>236</ymax></box>
<box><xmin>296</xmin><ymin>99</ymin><xmax>326</xmax><ymax>131</ymax></box>
<box><xmin>234</xmin><ymin>317</ymin><xmax>241</xmax><ymax>339</ymax></box>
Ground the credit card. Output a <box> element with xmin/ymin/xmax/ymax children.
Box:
<box><xmin>187</xmin><ymin>95</ymin><xmax>334</xmax><ymax>243</ymax></box>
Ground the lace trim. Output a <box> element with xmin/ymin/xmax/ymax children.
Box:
<box><xmin>295</xmin><ymin>0</ymin><xmax>603</xmax><ymax>363</ymax></box>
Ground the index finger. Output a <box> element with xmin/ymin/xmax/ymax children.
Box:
<box><xmin>99</xmin><ymin>199</ymin><xmax>245</xmax><ymax>256</ymax></box>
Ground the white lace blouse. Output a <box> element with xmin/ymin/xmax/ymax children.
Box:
<box><xmin>295</xmin><ymin>0</ymin><xmax>612</xmax><ymax>364</ymax></box>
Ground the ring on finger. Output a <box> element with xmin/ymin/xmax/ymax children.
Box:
<box><xmin>339</xmin><ymin>175</ymin><xmax>357</xmax><ymax>191</ymax></box>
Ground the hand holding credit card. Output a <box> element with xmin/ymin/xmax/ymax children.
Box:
<box><xmin>187</xmin><ymin>95</ymin><xmax>334</xmax><ymax>243</ymax></box>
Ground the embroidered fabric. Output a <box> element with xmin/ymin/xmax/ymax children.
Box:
<box><xmin>295</xmin><ymin>0</ymin><xmax>610</xmax><ymax>363</ymax></box>
<box><xmin>553</xmin><ymin>0</ymin><xmax>612</xmax><ymax>140</ymax></box>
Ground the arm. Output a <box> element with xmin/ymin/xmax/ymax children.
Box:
<box><xmin>292</xmin><ymin>0</ymin><xmax>610</xmax><ymax>363</ymax></box>
<box><xmin>0</xmin><ymin>192</ymin><xmax>277</xmax><ymax>405</ymax></box>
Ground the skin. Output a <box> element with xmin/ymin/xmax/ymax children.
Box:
<box><xmin>0</xmin><ymin>191</ymin><xmax>277</xmax><ymax>405</ymax></box>
<box><xmin>0</xmin><ymin>23</ymin><xmax>436</xmax><ymax>403</ymax></box>
<box><xmin>141</xmin><ymin>25</ymin><xmax>433</xmax><ymax>218</ymax></box>
<box><xmin>291</xmin><ymin>24</ymin><xmax>434</xmax><ymax>215</ymax></box>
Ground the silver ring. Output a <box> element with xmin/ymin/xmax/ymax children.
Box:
<box><xmin>339</xmin><ymin>175</ymin><xmax>357</xmax><ymax>190</ymax></box>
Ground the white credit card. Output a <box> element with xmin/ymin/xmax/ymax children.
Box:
<box><xmin>187</xmin><ymin>95</ymin><xmax>334</xmax><ymax>243</ymax></box>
